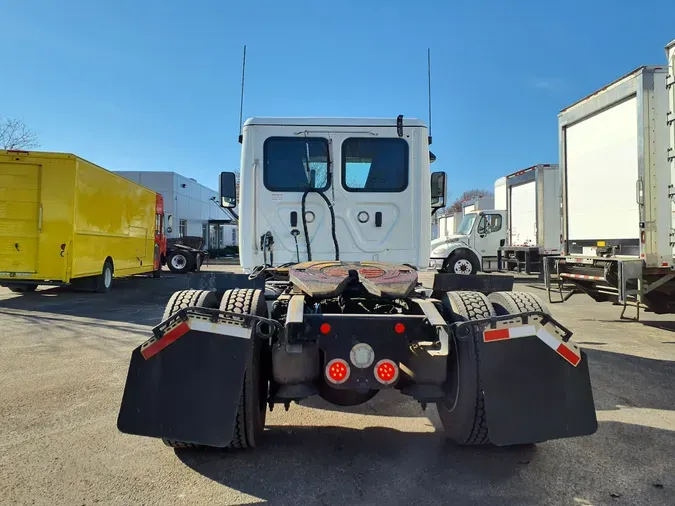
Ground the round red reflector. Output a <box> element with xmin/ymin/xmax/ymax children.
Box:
<box><xmin>320</xmin><ymin>323</ymin><xmax>331</xmax><ymax>334</ymax></box>
<box><xmin>325</xmin><ymin>359</ymin><xmax>350</xmax><ymax>384</ymax></box>
<box><xmin>374</xmin><ymin>359</ymin><xmax>399</xmax><ymax>385</ymax></box>
<box><xmin>394</xmin><ymin>323</ymin><xmax>405</xmax><ymax>334</ymax></box>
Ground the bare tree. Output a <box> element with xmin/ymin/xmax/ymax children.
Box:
<box><xmin>0</xmin><ymin>117</ymin><xmax>40</xmax><ymax>150</ymax></box>
<box><xmin>447</xmin><ymin>188</ymin><xmax>494</xmax><ymax>213</ymax></box>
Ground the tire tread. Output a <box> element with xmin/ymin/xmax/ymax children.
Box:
<box><xmin>444</xmin><ymin>291</ymin><xmax>493</xmax><ymax>445</ymax></box>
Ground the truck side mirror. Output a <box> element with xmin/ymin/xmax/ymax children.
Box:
<box><xmin>431</xmin><ymin>171</ymin><xmax>446</xmax><ymax>209</ymax></box>
<box><xmin>219</xmin><ymin>172</ymin><xmax>237</xmax><ymax>208</ymax></box>
<box><xmin>166</xmin><ymin>215</ymin><xmax>173</xmax><ymax>234</ymax></box>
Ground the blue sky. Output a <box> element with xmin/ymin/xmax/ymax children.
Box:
<box><xmin>2</xmin><ymin>0</ymin><xmax>673</xmax><ymax>199</ymax></box>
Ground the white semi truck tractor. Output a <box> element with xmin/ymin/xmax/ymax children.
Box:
<box><xmin>117</xmin><ymin>116</ymin><xmax>597</xmax><ymax>452</ymax></box>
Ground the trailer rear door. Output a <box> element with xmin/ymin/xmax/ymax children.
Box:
<box><xmin>565</xmin><ymin>97</ymin><xmax>639</xmax><ymax>242</ymax></box>
<box><xmin>0</xmin><ymin>162</ymin><xmax>41</xmax><ymax>273</ymax></box>
<box><xmin>510</xmin><ymin>181</ymin><xmax>536</xmax><ymax>245</ymax></box>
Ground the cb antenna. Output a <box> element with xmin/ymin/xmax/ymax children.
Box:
<box><xmin>427</xmin><ymin>48</ymin><xmax>433</xmax><ymax>145</ymax></box>
<box><xmin>238</xmin><ymin>44</ymin><xmax>247</xmax><ymax>144</ymax></box>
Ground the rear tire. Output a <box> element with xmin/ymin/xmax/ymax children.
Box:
<box><xmin>167</xmin><ymin>251</ymin><xmax>194</xmax><ymax>274</ymax></box>
<box><xmin>161</xmin><ymin>289</ymin><xmax>219</xmax><ymax>322</ymax></box>
<box><xmin>95</xmin><ymin>261</ymin><xmax>114</xmax><ymax>293</ymax></box>
<box><xmin>436</xmin><ymin>291</ymin><xmax>494</xmax><ymax>445</ymax></box>
<box><xmin>487</xmin><ymin>291</ymin><xmax>551</xmax><ymax>316</ymax></box>
<box><xmin>220</xmin><ymin>288</ymin><xmax>269</xmax><ymax>449</ymax></box>
<box><xmin>8</xmin><ymin>284</ymin><xmax>38</xmax><ymax>293</ymax></box>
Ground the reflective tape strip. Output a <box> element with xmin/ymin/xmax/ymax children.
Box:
<box><xmin>189</xmin><ymin>319</ymin><xmax>251</xmax><ymax>339</ymax></box>
<box><xmin>560</xmin><ymin>273</ymin><xmax>604</xmax><ymax>281</ymax></box>
<box><xmin>483</xmin><ymin>325</ymin><xmax>536</xmax><ymax>342</ymax></box>
<box><xmin>141</xmin><ymin>318</ymin><xmax>251</xmax><ymax>360</ymax></box>
<box><xmin>483</xmin><ymin>323</ymin><xmax>582</xmax><ymax>367</ymax></box>
<box><xmin>142</xmin><ymin>321</ymin><xmax>190</xmax><ymax>359</ymax></box>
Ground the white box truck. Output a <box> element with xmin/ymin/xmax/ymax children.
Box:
<box><xmin>435</xmin><ymin>212</ymin><xmax>462</xmax><ymax>238</ymax></box>
<box><xmin>498</xmin><ymin>164</ymin><xmax>562</xmax><ymax>274</ymax></box>
<box><xmin>545</xmin><ymin>44</ymin><xmax>675</xmax><ymax>315</ymax></box>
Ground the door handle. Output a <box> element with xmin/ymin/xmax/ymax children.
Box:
<box><xmin>635</xmin><ymin>179</ymin><xmax>644</xmax><ymax>205</ymax></box>
<box><xmin>290</xmin><ymin>211</ymin><xmax>298</xmax><ymax>227</ymax></box>
<box><xmin>375</xmin><ymin>212</ymin><xmax>382</xmax><ymax>227</ymax></box>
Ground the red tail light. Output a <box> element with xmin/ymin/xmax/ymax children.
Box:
<box><xmin>374</xmin><ymin>359</ymin><xmax>399</xmax><ymax>385</ymax></box>
<box><xmin>394</xmin><ymin>322</ymin><xmax>405</xmax><ymax>334</ymax></box>
<box><xmin>326</xmin><ymin>358</ymin><xmax>350</xmax><ymax>384</ymax></box>
<box><xmin>320</xmin><ymin>323</ymin><xmax>331</xmax><ymax>335</ymax></box>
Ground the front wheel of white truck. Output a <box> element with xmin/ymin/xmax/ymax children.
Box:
<box><xmin>443</xmin><ymin>250</ymin><xmax>479</xmax><ymax>275</ymax></box>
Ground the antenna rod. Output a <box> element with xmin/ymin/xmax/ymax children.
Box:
<box><xmin>427</xmin><ymin>48</ymin><xmax>432</xmax><ymax>145</ymax></box>
<box><xmin>238</xmin><ymin>44</ymin><xmax>247</xmax><ymax>144</ymax></box>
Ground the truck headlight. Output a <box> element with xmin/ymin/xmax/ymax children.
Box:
<box><xmin>431</xmin><ymin>246</ymin><xmax>447</xmax><ymax>256</ymax></box>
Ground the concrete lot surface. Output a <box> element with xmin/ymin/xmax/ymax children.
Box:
<box><xmin>0</xmin><ymin>267</ymin><xmax>673</xmax><ymax>506</ymax></box>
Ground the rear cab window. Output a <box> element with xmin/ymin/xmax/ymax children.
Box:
<box><xmin>341</xmin><ymin>138</ymin><xmax>409</xmax><ymax>192</ymax></box>
<box><xmin>263</xmin><ymin>137</ymin><xmax>329</xmax><ymax>192</ymax></box>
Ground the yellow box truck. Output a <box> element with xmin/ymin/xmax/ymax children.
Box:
<box><xmin>0</xmin><ymin>150</ymin><xmax>167</xmax><ymax>293</ymax></box>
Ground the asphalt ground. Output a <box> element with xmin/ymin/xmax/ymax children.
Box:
<box><xmin>0</xmin><ymin>267</ymin><xmax>673</xmax><ymax>506</ymax></box>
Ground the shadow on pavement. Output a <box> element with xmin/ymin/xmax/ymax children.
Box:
<box><xmin>177</xmin><ymin>425</ymin><xmax>540</xmax><ymax>505</ymax></box>
<box><xmin>0</xmin><ymin>273</ymin><xmax>220</xmax><ymax>326</ymax></box>
<box><xmin>176</xmin><ymin>420</ymin><xmax>673</xmax><ymax>506</ymax></box>
<box><xmin>296</xmin><ymin>389</ymin><xmax>426</xmax><ymax>418</ymax></box>
<box><xmin>586</xmin><ymin>348</ymin><xmax>675</xmax><ymax>412</ymax></box>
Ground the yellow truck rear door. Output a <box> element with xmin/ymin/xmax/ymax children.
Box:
<box><xmin>0</xmin><ymin>161</ymin><xmax>41</xmax><ymax>273</ymax></box>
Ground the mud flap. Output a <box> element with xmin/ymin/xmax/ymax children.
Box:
<box><xmin>117</xmin><ymin>323</ymin><xmax>252</xmax><ymax>447</ymax></box>
<box><xmin>478</xmin><ymin>332</ymin><xmax>598</xmax><ymax>445</ymax></box>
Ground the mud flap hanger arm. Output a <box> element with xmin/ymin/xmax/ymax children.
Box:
<box><xmin>151</xmin><ymin>306</ymin><xmax>282</xmax><ymax>341</ymax></box>
<box><xmin>453</xmin><ymin>311</ymin><xmax>574</xmax><ymax>344</ymax></box>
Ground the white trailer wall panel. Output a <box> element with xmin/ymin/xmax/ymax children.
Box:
<box><xmin>494</xmin><ymin>177</ymin><xmax>507</xmax><ymax>210</ymax></box>
<box><xmin>565</xmin><ymin>97</ymin><xmax>639</xmax><ymax>241</ymax></box>
<box><xmin>510</xmin><ymin>181</ymin><xmax>537</xmax><ymax>245</ymax></box>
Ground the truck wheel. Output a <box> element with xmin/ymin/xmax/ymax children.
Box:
<box><xmin>95</xmin><ymin>261</ymin><xmax>114</xmax><ymax>293</ymax></box>
<box><xmin>161</xmin><ymin>289</ymin><xmax>219</xmax><ymax>322</ymax></box>
<box><xmin>167</xmin><ymin>251</ymin><xmax>194</xmax><ymax>274</ymax></box>
<box><xmin>220</xmin><ymin>288</ymin><xmax>269</xmax><ymax>449</ymax></box>
<box><xmin>436</xmin><ymin>291</ymin><xmax>494</xmax><ymax>445</ymax></box>
<box><xmin>8</xmin><ymin>285</ymin><xmax>38</xmax><ymax>293</ymax></box>
<box><xmin>487</xmin><ymin>291</ymin><xmax>551</xmax><ymax>316</ymax></box>
<box><xmin>161</xmin><ymin>289</ymin><xmax>220</xmax><ymax>450</ymax></box>
<box><xmin>444</xmin><ymin>251</ymin><xmax>478</xmax><ymax>275</ymax></box>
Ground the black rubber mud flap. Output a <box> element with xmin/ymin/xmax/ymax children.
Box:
<box><xmin>117</xmin><ymin>327</ymin><xmax>253</xmax><ymax>448</ymax></box>
<box><xmin>478</xmin><ymin>335</ymin><xmax>598</xmax><ymax>445</ymax></box>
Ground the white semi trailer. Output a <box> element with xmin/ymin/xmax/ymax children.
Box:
<box><xmin>498</xmin><ymin>164</ymin><xmax>562</xmax><ymax>274</ymax></box>
<box><xmin>545</xmin><ymin>40</ymin><xmax>675</xmax><ymax>315</ymax></box>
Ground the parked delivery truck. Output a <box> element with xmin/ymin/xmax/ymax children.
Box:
<box><xmin>545</xmin><ymin>42</ymin><xmax>675</xmax><ymax>314</ymax></box>
<box><xmin>429</xmin><ymin>165</ymin><xmax>560</xmax><ymax>275</ymax></box>
<box><xmin>0</xmin><ymin>150</ymin><xmax>167</xmax><ymax>293</ymax></box>
<box><xmin>499</xmin><ymin>164</ymin><xmax>562</xmax><ymax>274</ymax></box>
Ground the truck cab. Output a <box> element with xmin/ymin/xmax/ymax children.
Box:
<box><xmin>221</xmin><ymin>116</ymin><xmax>445</xmax><ymax>271</ymax></box>
<box><xmin>429</xmin><ymin>209</ymin><xmax>507</xmax><ymax>275</ymax></box>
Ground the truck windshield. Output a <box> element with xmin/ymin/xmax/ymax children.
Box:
<box><xmin>456</xmin><ymin>214</ymin><xmax>476</xmax><ymax>235</ymax></box>
<box><xmin>263</xmin><ymin>137</ymin><xmax>329</xmax><ymax>192</ymax></box>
